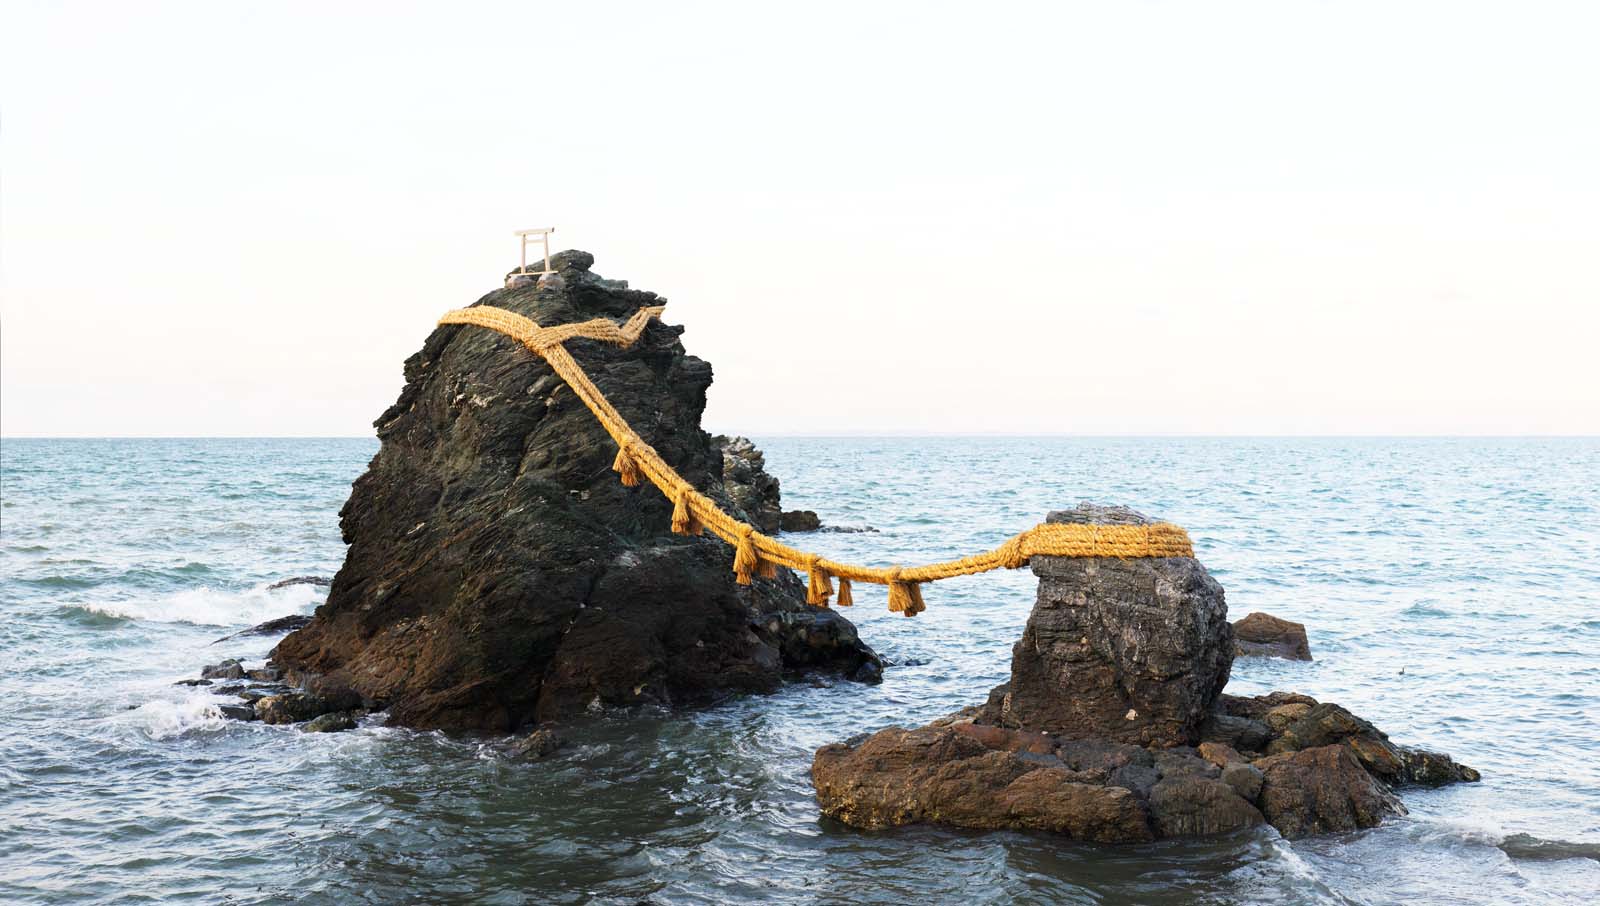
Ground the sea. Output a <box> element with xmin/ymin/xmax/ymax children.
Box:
<box><xmin>2</xmin><ymin>436</ymin><xmax>1597</xmax><ymax>905</ymax></box>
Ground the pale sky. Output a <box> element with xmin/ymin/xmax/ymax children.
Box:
<box><xmin>3</xmin><ymin>1</ymin><xmax>1596</xmax><ymax>437</ymax></box>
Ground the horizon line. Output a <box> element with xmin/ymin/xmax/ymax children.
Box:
<box><xmin>3</xmin><ymin>433</ymin><xmax>1598</xmax><ymax>441</ymax></box>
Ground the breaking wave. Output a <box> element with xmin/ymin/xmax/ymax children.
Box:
<box><xmin>71</xmin><ymin>581</ymin><xmax>323</xmax><ymax>628</ymax></box>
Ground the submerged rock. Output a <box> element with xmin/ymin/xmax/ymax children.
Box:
<box><xmin>813</xmin><ymin>505</ymin><xmax>1477</xmax><ymax>842</ymax></box>
<box><xmin>266</xmin><ymin>576</ymin><xmax>333</xmax><ymax>591</ymax></box>
<box><xmin>511</xmin><ymin>727</ymin><xmax>565</xmax><ymax>759</ymax></box>
<box><xmin>779</xmin><ymin>510</ymin><xmax>822</xmax><ymax>533</ymax></box>
<box><xmin>302</xmin><ymin>712</ymin><xmax>358</xmax><ymax>733</ymax></box>
<box><xmin>1232</xmin><ymin>612</ymin><xmax>1313</xmax><ymax>661</ymax></box>
<box><xmin>214</xmin><ymin>614</ymin><xmax>314</xmax><ymax>642</ymax></box>
<box><xmin>216</xmin><ymin>703</ymin><xmax>257</xmax><ymax>722</ymax></box>
<box><xmin>271</xmin><ymin>251</ymin><xmax>879</xmax><ymax>731</ymax></box>
<box><xmin>200</xmin><ymin>659</ymin><xmax>246</xmax><ymax>680</ymax></box>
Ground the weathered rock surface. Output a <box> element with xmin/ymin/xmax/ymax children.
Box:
<box><xmin>717</xmin><ymin>435</ymin><xmax>783</xmax><ymax>534</ymax></box>
<box><xmin>980</xmin><ymin>504</ymin><xmax>1232</xmax><ymax>747</ymax></box>
<box><xmin>255</xmin><ymin>688</ymin><xmax>361</xmax><ymax>726</ymax></box>
<box><xmin>812</xmin><ymin>719</ymin><xmax>1155</xmax><ymax>842</ymax></box>
<box><xmin>1233</xmin><ymin>612</ymin><xmax>1313</xmax><ymax>661</ymax></box>
<box><xmin>1254</xmin><ymin>745</ymin><xmax>1400</xmax><ymax>837</ymax></box>
<box><xmin>814</xmin><ymin>504</ymin><xmax>1478</xmax><ymax>841</ymax></box>
<box><xmin>271</xmin><ymin>251</ymin><xmax>879</xmax><ymax>731</ymax></box>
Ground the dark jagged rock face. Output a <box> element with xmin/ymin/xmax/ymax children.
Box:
<box><xmin>717</xmin><ymin>436</ymin><xmax>782</xmax><ymax>534</ymax></box>
<box><xmin>272</xmin><ymin>251</ymin><xmax>879</xmax><ymax>731</ymax></box>
<box><xmin>981</xmin><ymin>504</ymin><xmax>1233</xmax><ymax>746</ymax></box>
<box><xmin>813</xmin><ymin>504</ymin><xmax>1477</xmax><ymax>842</ymax></box>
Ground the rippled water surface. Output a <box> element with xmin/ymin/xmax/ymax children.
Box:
<box><xmin>3</xmin><ymin>437</ymin><xmax>1598</xmax><ymax>905</ymax></box>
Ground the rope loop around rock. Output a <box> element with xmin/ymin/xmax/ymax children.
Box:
<box><xmin>437</xmin><ymin>303</ymin><xmax>1196</xmax><ymax>616</ymax></box>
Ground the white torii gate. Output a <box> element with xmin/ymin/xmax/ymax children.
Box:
<box><xmin>509</xmin><ymin>228</ymin><xmax>555</xmax><ymax>285</ymax></box>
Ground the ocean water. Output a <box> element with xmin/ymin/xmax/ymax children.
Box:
<box><xmin>2</xmin><ymin>436</ymin><xmax>1598</xmax><ymax>905</ymax></box>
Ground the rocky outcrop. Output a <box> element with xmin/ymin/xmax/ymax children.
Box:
<box><xmin>717</xmin><ymin>436</ymin><xmax>783</xmax><ymax>534</ymax></box>
<box><xmin>271</xmin><ymin>251</ymin><xmax>879</xmax><ymax>732</ymax></box>
<box><xmin>1232</xmin><ymin>612</ymin><xmax>1313</xmax><ymax>660</ymax></box>
<box><xmin>814</xmin><ymin>504</ymin><xmax>1477</xmax><ymax>841</ymax></box>
<box><xmin>980</xmin><ymin>505</ymin><xmax>1232</xmax><ymax>747</ymax></box>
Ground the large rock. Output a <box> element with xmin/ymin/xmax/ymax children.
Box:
<box><xmin>980</xmin><ymin>504</ymin><xmax>1233</xmax><ymax>746</ymax></box>
<box><xmin>813</xmin><ymin>505</ymin><xmax>1477</xmax><ymax>841</ymax></box>
<box><xmin>272</xmin><ymin>251</ymin><xmax>879</xmax><ymax>731</ymax></box>
<box><xmin>812</xmin><ymin>718</ymin><xmax>1156</xmax><ymax>842</ymax></box>
<box><xmin>1232</xmin><ymin>612</ymin><xmax>1313</xmax><ymax>660</ymax></box>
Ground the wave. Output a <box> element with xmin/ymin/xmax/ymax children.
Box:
<box><xmin>71</xmin><ymin>581</ymin><xmax>324</xmax><ymax>628</ymax></box>
<box><xmin>1408</xmin><ymin>817</ymin><xmax>1600</xmax><ymax>864</ymax></box>
<box><xmin>113</xmin><ymin>695</ymin><xmax>232</xmax><ymax>740</ymax></box>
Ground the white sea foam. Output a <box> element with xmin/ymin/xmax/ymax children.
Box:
<box><xmin>114</xmin><ymin>695</ymin><xmax>231</xmax><ymax>740</ymax></box>
<box><xmin>79</xmin><ymin>581</ymin><xmax>322</xmax><ymax>628</ymax></box>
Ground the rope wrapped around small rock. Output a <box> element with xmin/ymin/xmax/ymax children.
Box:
<box><xmin>438</xmin><ymin>303</ymin><xmax>1196</xmax><ymax>616</ymax></box>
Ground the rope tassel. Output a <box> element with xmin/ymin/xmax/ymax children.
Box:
<box><xmin>835</xmin><ymin>577</ymin><xmax>853</xmax><ymax>607</ymax></box>
<box><xmin>886</xmin><ymin>568</ymin><xmax>926</xmax><ymax>617</ymax></box>
<box><xmin>671</xmin><ymin>488</ymin><xmax>702</xmax><ymax>535</ymax></box>
<box><xmin>733</xmin><ymin>526</ymin><xmax>760</xmax><ymax>585</ymax></box>
<box><xmin>612</xmin><ymin>445</ymin><xmax>643</xmax><ymax>487</ymax></box>
<box><xmin>805</xmin><ymin>556</ymin><xmax>833</xmax><ymax>607</ymax></box>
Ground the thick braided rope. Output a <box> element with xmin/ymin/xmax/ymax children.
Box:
<box><xmin>437</xmin><ymin>304</ymin><xmax>1195</xmax><ymax>614</ymax></box>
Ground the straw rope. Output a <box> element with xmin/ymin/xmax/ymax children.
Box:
<box><xmin>438</xmin><ymin>303</ymin><xmax>1195</xmax><ymax>616</ymax></box>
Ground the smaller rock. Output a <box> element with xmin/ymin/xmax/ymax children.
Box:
<box><xmin>303</xmin><ymin>712</ymin><xmax>357</xmax><ymax>733</ymax></box>
<box><xmin>511</xmin><ymin>728</ymin><xmax>565</xmax><ymax>759</ymax></box>
<box><xmin>217</xmin><ymin>703</ymin><xmax>257</xmax><ymax>721</ymax></box>
<box><xmin>1149</xmin><ymin>775</ymin><xmax>1264</xmax><ymax>837</ymax></box>
<box><xmin>1273</xmin><ymin>704</ymin><xmax>1376</xmax><ymax>752</ymax></box>
<box><xmin>779</xmin><ymin>510</ymin><xmax>822</xmax><ymax>532</ymax></box>
<box><xmin>1265</xmin><ymin>702</ymin><xmax>1314</xmax><ymax>733</ymax></box>
<box><xmin>1398</xmin><ymin>747</ymin><xmax>1481</xmax><ymax>785</ymax></box>
<box><xmin>214</xmin><ymin>614</ymin><xmax>315</xmax><ymax>642</ymax></box>
<box><xmin>773</xmin><ymin>610</ymin><xmax>884</xmax><ymax>683</ymax></box>
<box><xmin>1198</xmin><ymin>741</ymin><xmax>1244</xmax><ymax>767</ymax></box>
<box><xmin>255</xmin><ymin>691</ymin><xmax>358</xmax><ymax>725</ymax></box>
<box><xmin>1232</xmin><ymin>612</ymin><xmax>1313</xmax><ymax>660</ymax></box>
<box><xmin>1220</xmin><ymin>762</ymin><xmax>1265</xmax><ymax>802</ymax></box>
<box><xmin>200</xmin><ymin>659</ymin><xmax>246</xmax><ymax>680</ymax></box>
<box><xmin>265</xmin><ymin>576</ymin><xmax>332</xmax><ymax>591</ymax></box>
<box><xmin>246</xmin><ymin>667</ymin><xmax>281</xmax><ymax>683</ymax></box>
<box><xmin>1255</xmin><ymin>744</ymin><xmax>1403</xmax><ymax>838</ymax></box>
<box><xmin>175</xmin><ymin>678</ymin><xmax>213</xmax><ymax>687</ymax></box>
<box><xmin>1200</xmin><ymin>713</ymin><xmax>1273</xmax><ymax>754</ymax></box>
